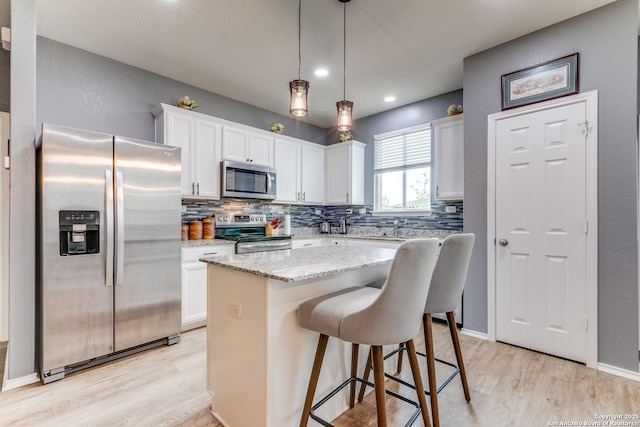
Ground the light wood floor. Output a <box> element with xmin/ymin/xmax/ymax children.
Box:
<box><xmin>0</xmin><ymin>324</ymin><xmax>638</xmax><ymax>427</ymax></box>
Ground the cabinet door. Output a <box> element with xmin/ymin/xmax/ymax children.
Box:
<box><xmin>433</xmin><ymin>115</ymin><xmax>464</xmax><ymax>200</ymax></box>
<box><xmin>167</xmin><ymin>113</ymin><xmax>196</xmax><ymax>196</ymax></box>
<box><xmin>222</xmin><ymin>126</ymin><xmax>250</xmax><ymax>163</ymax></box>
<box><xmin>301</xmin><ymin>144</ymin><xmax>325</xmax><ymax>204</ymax></box>
<box><xmin>248</xmin><ymin>133</ymin><xmax>274</xmax><ymax>167</ymax></box>
<box><xmin>181</xmin><ymin>262</ymin><xmax>207</xmax><ymax>330</ymax></box>
<box><xmin>274</xmin><ymin>139</ymin><xmax>301</xmax><ymax>203</ymax></box>
<box><xmin>325</xmin><ymin>144</ymin><xmax>351</xmax><ymax>204</ymax></box>
<box><xmin>194</xmin><ymin>120</ymin><xmax>222</xmax><ymax>199</ymax></box>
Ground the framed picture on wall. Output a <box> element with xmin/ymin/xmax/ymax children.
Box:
<box><xmin>501</xmin><ymin>53</ymin><xmax>579</xmax><ymax>110</ymax></box>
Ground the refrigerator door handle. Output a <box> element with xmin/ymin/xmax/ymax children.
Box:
<box><xmin>105</xmin><ymin>169</ymin><xmax>114</xmax><ymax>287</ymax></box>
<box><xmin>115</xmin><ymin>170</ymin><xmax>125</xmax><ymax>286</ymax></box>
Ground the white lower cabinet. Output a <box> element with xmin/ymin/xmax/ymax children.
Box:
<box><xmin>181</xmin><ymin>245</ymin><xmax>235</xmax><ymax>331</ymax></box>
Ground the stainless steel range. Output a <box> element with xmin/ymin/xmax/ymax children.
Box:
<box><xmin>214</xmin><ymin>213</ymin><xmax>292</xmax><ymax>253</ymax></box>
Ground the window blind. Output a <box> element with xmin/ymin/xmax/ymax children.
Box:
<box><xmin>374</xmin><ymin>128</ymin><xmax>431</xmax><ymax>173</ymax></box>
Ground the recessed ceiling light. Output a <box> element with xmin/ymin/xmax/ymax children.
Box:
<box><xmin>384</xmin><ymin>96</ymin><xmax>396</xmax><ymax>102</ymax></box>
<box><xmin>314</xmin><ymin>68</ymin><xmax>329</xmax><ymax>77</ymax></box>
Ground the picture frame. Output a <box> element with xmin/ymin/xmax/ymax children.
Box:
<box><xmin>501</xmin><ymin>53</ymin><xmax>579</xmax><ymax>110</ymax></box>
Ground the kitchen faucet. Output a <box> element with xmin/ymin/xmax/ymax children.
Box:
<box><xmin>393</xmin><ymin>219</ymin><xmax>399</xmax><ymax>237</ymax></box>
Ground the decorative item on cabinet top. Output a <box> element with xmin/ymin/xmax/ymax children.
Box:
<box><xmin>177</xmin><ymin>96</ymin><xmax>199</xmax><ymax>110</ymax></box>
<box><xmin>447</xmin><ymin>104</ymin><xmax>463</xmax><ymax>116</ymax></box>
<box><xmin>269</xmin><ymin>122</ymin><xmax>284</xmax><ymax>134</ymax></box>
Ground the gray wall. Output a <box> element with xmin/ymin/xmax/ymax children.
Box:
<box><xmin>330</xmin><ymin>90</ymin><xmax>463</xmax><ymax>206</ymax></box>
<box><xmin>463</xmin><ymin>0</ymin><xmax>639</xmax><ymax>371</ymax></box>
<box><xmin>36</xmin><ymin>37</ymin><xmax>326</xmax><ymax>145</ymax></box>
<box><xmin>0</xmin><ymin>0</ymin><xmax>9</xmax><ymax>112</ymax></box>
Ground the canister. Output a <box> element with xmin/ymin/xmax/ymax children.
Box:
<box><xmin>188</xmin><ymin>219</ymin><xmax>203</xmax><ymax>240</ymax></box>
<box><xmin>202</xmin><ymin>217</ymin><xmax>214</xmax><ymax>240</ymax></box>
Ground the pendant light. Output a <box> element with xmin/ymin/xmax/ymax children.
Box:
<box><xmin>336</xmin><ymin>0</ymin><xmax>353</xmax><ymax>132</ymax></box>
<box><xmin>289</xmin><ymin>0</ymin><xmax>309</xmax><ymax>117</ymax></box>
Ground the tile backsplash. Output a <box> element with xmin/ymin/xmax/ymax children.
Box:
<box><xmin>182</xmin><ymin>199</ymin><xmax>463</xmax><ymax>231</ymax></box>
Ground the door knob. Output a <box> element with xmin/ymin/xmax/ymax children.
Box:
<box><xmin>498</xmin><ymin>238</ymin><xmax>508</xmax><ymax>246</ymax></box>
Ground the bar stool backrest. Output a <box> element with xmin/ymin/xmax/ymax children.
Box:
<box><xmin>340</xmin><ymin>238</ymin><xmax>440</xmax><ymax>346</ymax></box>
<box><xmin>424</xmin><ymin>233</ymin><xmax>475</xmax><ymax>314</ymax></box>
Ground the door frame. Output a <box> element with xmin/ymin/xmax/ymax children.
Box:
<box><xmin>487</xmin><ymin>91</ymin><xmax>598</xmax><ymax>369</ymax></box>
<box><xmin>0</xmin><ymin>111</ymin><xmax>8</xmax><ymax>343</ymax></box>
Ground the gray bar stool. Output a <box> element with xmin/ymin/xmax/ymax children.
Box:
<box><xmin>358</xmin><ymin>233</ymin><xmax>475</xmax><ymax>427</ymax></box>
<box><xmin>297</xmin><ymin>239</ymin><xmax>440</xmax><ymax>427</ymax></box>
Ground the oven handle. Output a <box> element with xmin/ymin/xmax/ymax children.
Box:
<box><xmin>237</xmin><ymin>240</ymin><xmax>292</xmax><ymax>253</ymax></box>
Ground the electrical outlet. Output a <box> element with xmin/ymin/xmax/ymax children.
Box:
<box><xmin>276</xmin><ymin>208</ymin><xmax>284</xmax><ymax>214</ymax></box>
<box><xmin>345</xmin><ymin>209</ymin><xmax>353</xmax><ymax>214</ymax></box>
<box><xmin>358</xmin><ymin>208</ymin><xmax>366</xmax><ymax>214</ymax></box>
<box><xmin>315</xmin><ymin>209</ymin><xmax>322</xmax><ymax>215</ymax></box>
<box><xmin>228</xmin><ymin>301</ymin><xmax>242</xmax><ymax>319</ymax></box>
<box><xmin>181</xmin><ymin>205</ymin><xmax>187</xmax><ymax>213</ymax></box>
<box><xmin>445</xmin><ymin>206</ymin><xmax>456</xmax><ymax>213</ymax></box>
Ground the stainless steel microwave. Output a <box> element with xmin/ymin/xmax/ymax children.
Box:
<box><xmin>221</xmin><ymin>160</ymin><xmax>277</xmax><ymax>200</ymax></box>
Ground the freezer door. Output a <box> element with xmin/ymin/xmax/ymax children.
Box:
<box><xmin>113</xmin><ymin>136</ymin><xmax>181</xmax><ymax>351</ymax></box>
<box><xmin>38</xmin><ymin>124</ymin><xmax>114</xmax><ymax>373</ymax></box>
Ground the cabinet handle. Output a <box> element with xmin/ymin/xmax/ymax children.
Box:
<box><xmin>303</xmin><ymin>192</ymin><xmax>306</xmax><ymax>201</ymax></box>
<box><xmin>436</xmin><ymin>185</ymin><xmax>439</xmax><ymax>197</ymax></box>
<box><xmin>192</xmin><ymin>182</ymin><xmax>195</xmax><ymax>195</ymax></box>
<box><xmin>196</xmin><ymin>183</ymin><xmax>200</xmax><ymax>195</ymax></box>
<box><xmin>246</xmin><ymin>158</ymin><xmax>250</xmax><ymax>162</ymax></box>
<box><xmin>303</xmin><ymin>243</ymin><xmax>312</xmax><ymax>247</ymax></box>
<box><xmin>204</xmin><ymin>252</ymin><xmax>219</xmax><ymax>255</ymax></box>
<box><xmin>297</xmin><ymin>192</ymin><xmax>300</xmax><ymax>201</ymax></box>
<box><xmin>346</xmin><ymin>193</ymin><xmax>349</xmax><ymax>203</ymax></box>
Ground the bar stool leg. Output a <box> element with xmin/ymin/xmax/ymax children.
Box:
<box><xmin>423</xmin><ymin>313</ymin><xmax>440</xmax><ymax>427</ymax></box>
<box><xmin>349</xmin><ymin>343</ymin><xmax>359</xmax><ymax>408</ymax></box>
<box><xmin>447</xmin><ymin>311</ymin><xmax>471</xmax><ymax>401</ymax></box>
<box><xmin>357</xmin><ymin>348</ymin><xmax>372</xmax><ymax>403</ymax></box>
<box><xmin>371</xmin><ymin>345</ymin><xmax>388</xmax><ymax>427</ymax></box>
<box><xmin>406</xmin><ymin>339</ymin><xmax>432</xmax><ymax>427</ymax></box>
<box><xmin>300</xmin><ymin>334</ymin><xmax>329</xmax><ymax>427</ymax></box>
<box><xmin>396</xmin><ymin>342</ymin><xmax>405</xmax><ymax>373</ymax></box>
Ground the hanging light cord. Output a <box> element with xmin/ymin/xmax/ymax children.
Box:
<box><xmin>298</xmin><ymin>0</ymin><xmax>302</xmax><ymax>80</ymax></box>
<box><xmin>342</xmin><ymin>1</ymin><xmax>346</xmax><ymax>100</ymax></box>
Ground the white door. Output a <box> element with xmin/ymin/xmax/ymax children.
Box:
<box><xmin>325</xmin><ymin>144</ymin><xmax>350</xmax><ymax>204</ymax></box>
<box><xmin>248</xmin><ymin>133</ymin><xmax>274</xmax><ymax>167</ymax></box>
<box><xmin>222</xmin><ymin>126</ymin><xmax>250</xmax><ymax>163</ymax></box>
<box><xmin>495</xmin><ymin>102</ymin><xmax>588</xmax><ymax>363</ymax></box>
<box><xmin>167</xmin><ymin>113</ymin><xmax>195</xmax><ymax>196</ymax></box>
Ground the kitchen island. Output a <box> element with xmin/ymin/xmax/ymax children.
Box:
<box><xmin>201</xmin><ymin>245</ymin><xmax>398</xmax><ymax>427</ymax></box>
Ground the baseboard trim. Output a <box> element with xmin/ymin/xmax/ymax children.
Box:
<box><xmin>598</xmin><ymin>363</ymin><xmax>640</xmax><ymax>382</ymax></box>
<box><xmin>460</xmin><ymin>328</ymin><xmax>488</xmax><ymax>340</ymax></box>
<box><xmin>2</xmin><ymin>372</ymin><xmax>39</xmax><ymax>391</ymax></box>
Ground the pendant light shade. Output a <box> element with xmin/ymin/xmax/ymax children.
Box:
<box><xmin>336</xmin><ymin>100</ymin><xmax>353</xmax><ymax>132</ymax></box>
<box><xmin>289</xmin><ymin>0</ymin><xmax>309</xmax><ymax>118</ymax></box>
<box><xmin>337</xmin><ymin>0</ymin><xmax>353</xmax><ymax>131</ymax></box>
<box><xmin>289</xmin><ymin>79</ymin><xmax>309</xmax><ymax>117</ymax></box>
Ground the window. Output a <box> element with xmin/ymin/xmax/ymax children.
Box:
<box><xmin>373</xmin><ymin>124</ymin><xmax>431</xmax><ymax>215</ymax></box>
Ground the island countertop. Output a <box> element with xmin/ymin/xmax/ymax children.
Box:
<box><xmin>200</xmin><ymin>245</ymin><xmax>397</xmax><ymax>283</ymax></box>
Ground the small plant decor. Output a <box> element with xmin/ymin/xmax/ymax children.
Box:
<box><xmin>269</xmin><ymin>122</ymin><xmax>284</xmax><ymax>134</ymax></box>
<box><xmin>178</xmin><ymin>96</ymin><xmax>199</xmax><ymax>110</ymax></box>
<box><xmin>447</xmin><ymin>104</ymin><xmax>463</xmax><ymax>116</ymax></box>
<box><xmin>338</xmin><ymin>131</ymin><xmax>353</xmax><ymax>142</ymax></box>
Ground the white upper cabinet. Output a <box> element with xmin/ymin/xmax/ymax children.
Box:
<box><xmin>274</xmin><ymin>137</ymin><xmax>324</xmax><ymax>204</ymax></box>
<box><xmin>222</xmin><ymin>126</ymin><xmax>274</xmax><ymax>167</ymax></box>
<box><xmin>325</xmin><ymin>140</ymin><xmax>365</xmax><ymax>205</ymax></box>
<box><xmin>274</xmin><ymin>138</ymin><xmax>301</xmax><ymax>203</ymax></box>
<box><xmin>300</xmin><ymin>143</ymin><xmax>325</xmax><ymax>204</ymax></box>
<box><xmin>432</xmin><ymin>114</ymin><xmax>464</xmax><ymax>200</ymax></box>
<box><xmin>153</xmin><ymin>104</ymin><xmax>222</xmax><ymax>199</ymax></box>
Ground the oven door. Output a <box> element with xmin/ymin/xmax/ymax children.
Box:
<box><xmin>236</xmin><ymin>240</ymin><xmax>292</xmax><ymax>254</ymax></box>
<box><xmin>221</xmin><ymin>161</ymin><xmax>276</xmax><ymax>200</ymax></box>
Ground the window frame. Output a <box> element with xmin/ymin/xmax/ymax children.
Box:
<box><xmin>372</xmin><ymin>123</ymin><xmax>433</xmax><ymax>217</ymax></box>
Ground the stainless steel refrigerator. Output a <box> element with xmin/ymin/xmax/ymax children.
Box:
<box><xmin>37</xmin><ymin>123</ymin><xmax>182</xmax><ymax>383</ymax></box>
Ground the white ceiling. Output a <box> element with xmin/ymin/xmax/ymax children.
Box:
<box><xmin>36</xmin><ymin>0</ymin><xmax>620</xmax><ymax>129</ymax></box>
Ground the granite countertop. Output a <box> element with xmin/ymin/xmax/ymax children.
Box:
<box><xmin>200</xmin><ymin>245</ymin><xmax>396</xmax><ymax>283</ymax></box>
<box><xmin>181</xmin><ymin>239</ymin><xmax>236</xmax><ymax>248</ymax></box>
